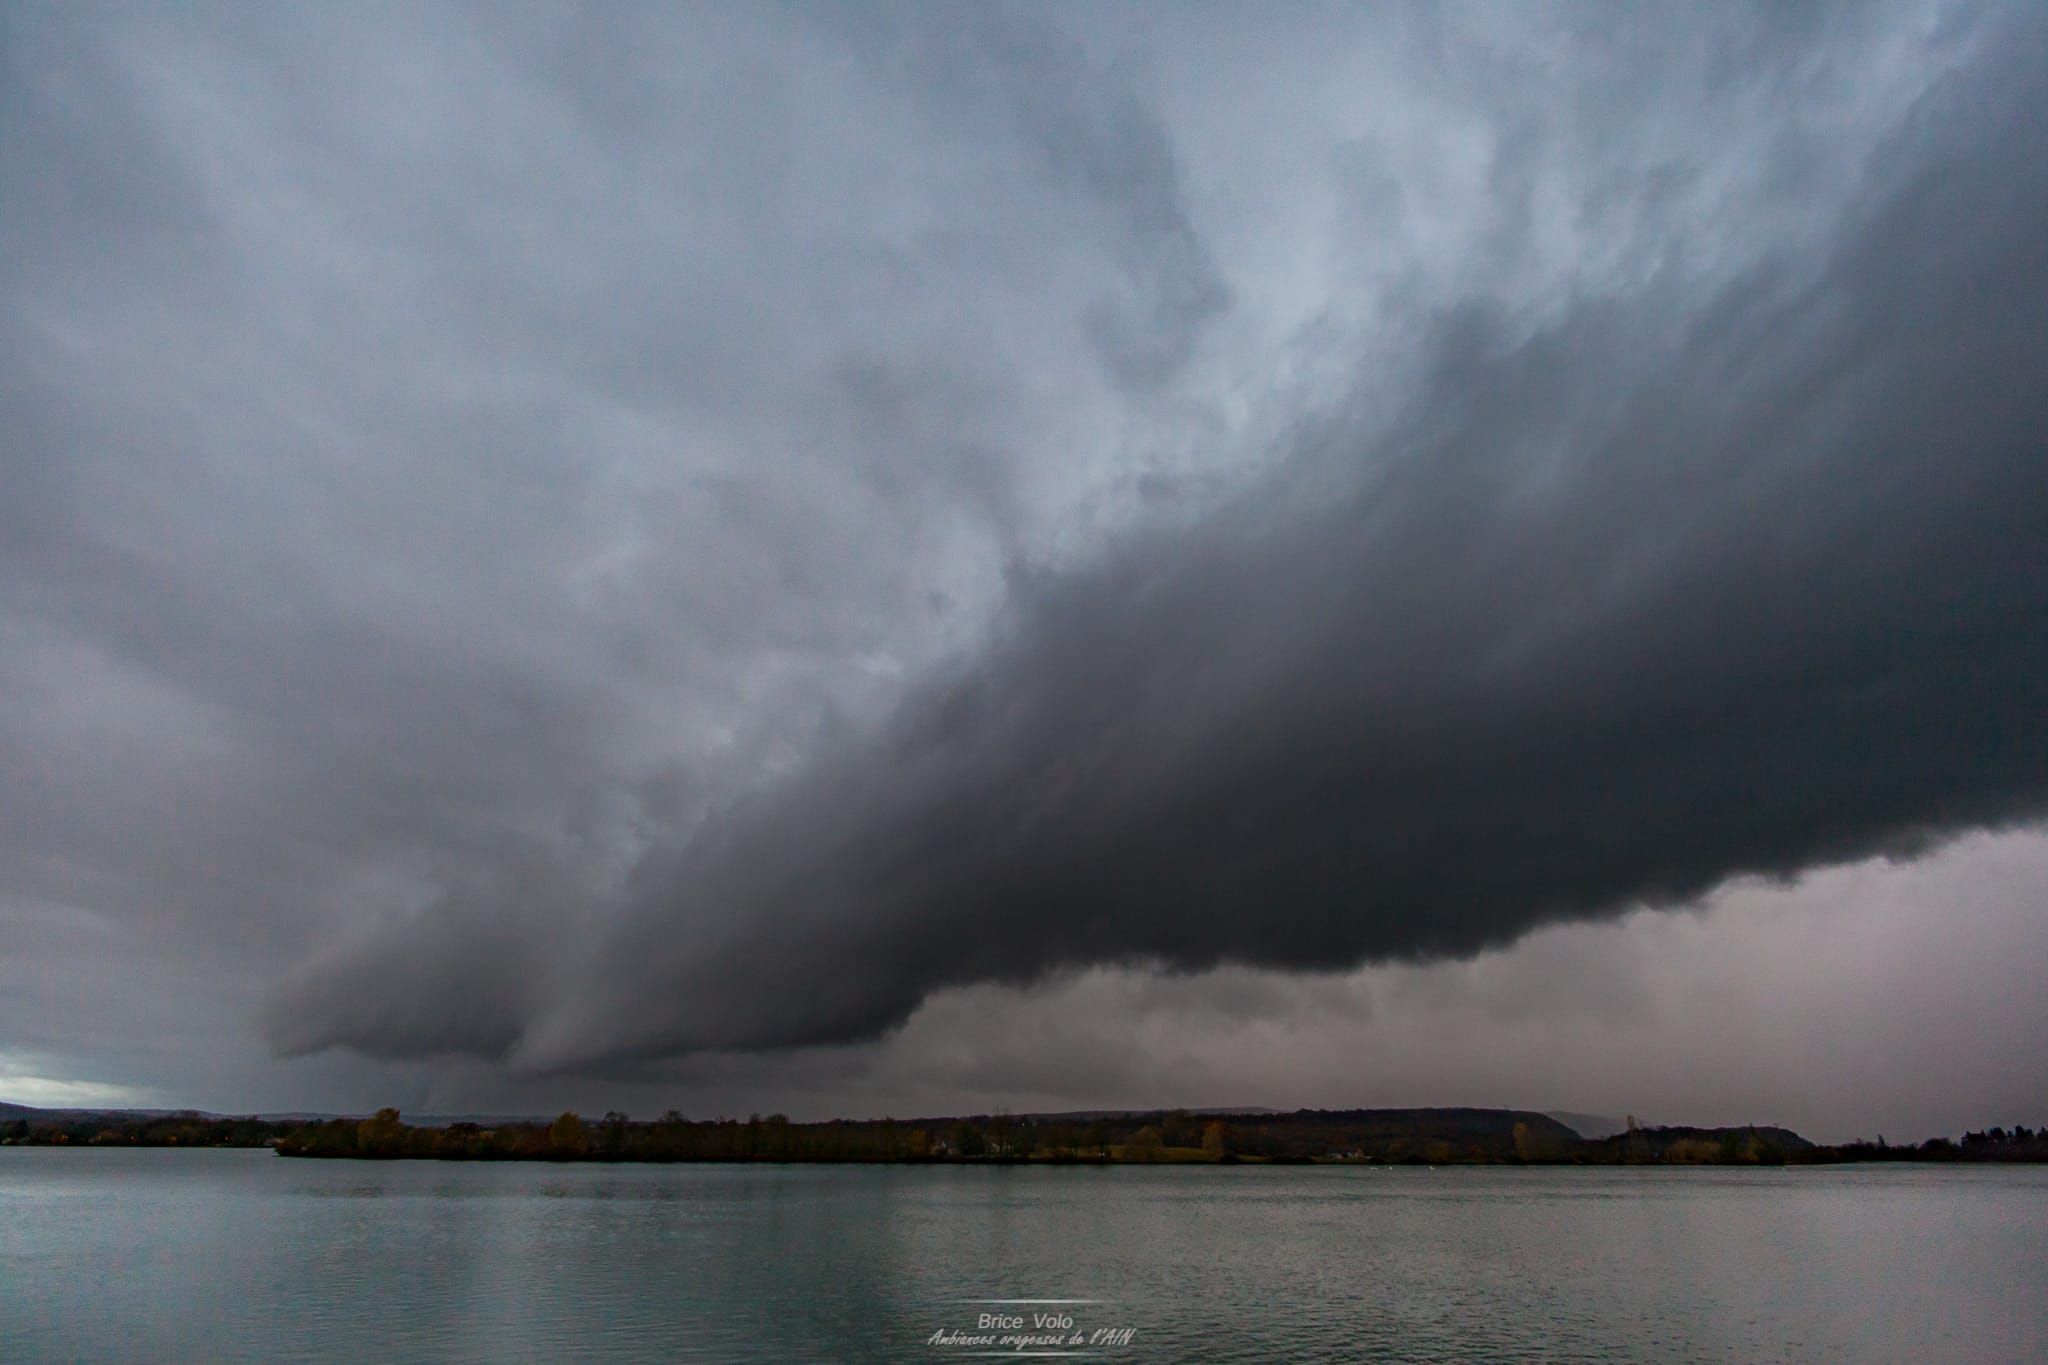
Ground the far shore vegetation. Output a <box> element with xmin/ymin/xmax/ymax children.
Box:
<box><xmin>5</xmin><ymin>1105</ymin><xmax>2046</xmax><ymax>1167</ymax></box>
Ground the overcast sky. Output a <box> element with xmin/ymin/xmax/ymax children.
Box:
<box><xmin>3</xmin><ymin>1</ymin><xmax>2044</xmax><ymax>1142</ymax></box>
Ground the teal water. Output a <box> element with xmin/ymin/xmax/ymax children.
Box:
<box><xmin>2</xmin><ymin>1149</ymin><xmax>2042</xmax><ymax>1362</ymax></box>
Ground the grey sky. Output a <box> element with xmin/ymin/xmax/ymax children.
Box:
<box><xmin>2</xmin><ymin>1</ymin><xmax>2043</xmax><ymax>1140</ymax></box>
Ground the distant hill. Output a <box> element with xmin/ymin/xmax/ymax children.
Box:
<box><xmin>0</xmin><ymin>1101</ymin><xmax>204</xmax><ymax>1122</ymax></box>
<box><xmin>0</xmin><ymin>1100</ymin><xmax>1821</xmax><ymax>1168</ymax></box>
<box><xmin>1663</xmin><ymin>1123</ymin><xmax>1813</xmax><ymax>1151</ymax></box>
<box><xmin>1133</xmin><ymin>1106</ymin><xmax>1589</xmax><ymax>1161</ymax></box>
<box><xmin>1021</xmin><ymin>1106</ymin><xmax>1281</xmax><ymax>1122</ymax></box>
<box><xmin>25</xmin><ymin>1101</ymin><xmax>2041</xmax><ymax>1166</ymax></box>
<box><xmin>1577</xmin><ymin>1123</ymin><xmax>1815</xmax><ymax>1164</ymax></box>
<box><xmin>1546</xmin><ymin>1111</ymin><xmax>1629</xmax><ymax>1140</ymax></box>
<box><xmin>0</xmin><ymin>1101</ymin><xmax>552</xmax><ymax>1128</ymax></box>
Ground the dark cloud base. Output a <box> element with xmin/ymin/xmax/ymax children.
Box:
<box><xmin>261</xmin><ymin>10</ymin><xmax>2048</xmax><ymax>1074</ymax></box>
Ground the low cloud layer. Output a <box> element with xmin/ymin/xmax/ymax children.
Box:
<box><xmin>3</xmin><ymin>3</ymin><xmax>2044</xmax><ymax>1110</ymax></box>
<box><xmin>276</xmin><ymin>5</ymin><xmax>2048</xmax><ymax>1070</ymax></box>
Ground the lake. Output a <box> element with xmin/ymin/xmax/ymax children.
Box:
<box><xmin>2</xmin><ymin>1149</ymin><xmax>2042</xmax><ymax>1361</ymax></box>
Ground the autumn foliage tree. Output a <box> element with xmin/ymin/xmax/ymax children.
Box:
<box><xmin>358</xmin><ymin>1108</ymin><xmax>404</xmax><ymax>1158</ymax></box>
<box><xmin>549</xmin><ymin>1112</ymin><xmax>589</xmax><ymax>1157</ymax></box>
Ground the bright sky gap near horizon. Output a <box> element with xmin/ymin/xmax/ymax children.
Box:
<box><xmin>2</xmin><ymin>0</ymin><xmax>2044</xmax><ymax>1143</ymax></box>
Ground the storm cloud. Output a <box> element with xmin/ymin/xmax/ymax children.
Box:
<box><xmin>277</xmin><ymin>3</ymin><xmax>2048</xmax><ymax>1070</ymax></box>
<box><xmin>2</xmin><ymin>3</ymin><xmax>2044</xmax><ymax>1106</ymax></box>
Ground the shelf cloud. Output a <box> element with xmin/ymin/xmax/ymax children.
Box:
<box><xmin>273</xmin><ymin>5</ymin><xmax>2048</xmax><ymax>1070</ymax></box>
<box><xmin>2</xmin><ymin>2</ymin><xmax>2043</xmax><ymax>1104</ymax></box>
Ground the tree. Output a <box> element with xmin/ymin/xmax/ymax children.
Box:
<box><xmin>357</xmin><ymin>1108</ymin><xmax>404</xmax><ymax>1158</ymax></box>
<box><xmin>1203</xmin><ymin>1121</ymin><xmax>1228</xmax><ymax>1159</ymax></box>
<box><xmin>1128</xmin><ymin>1126</ymin><xmax>1164</xmax><ymax>1162</ymax></box>
<box><xmin>549</xmin><ymin>1112</ymin><xmax>589</xmax><ymax>1157</ymax></box>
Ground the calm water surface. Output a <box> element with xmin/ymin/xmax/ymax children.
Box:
<box><xmin>2</xmin><ymin>1149</ymin><xmax>2042</xmax><ymax>1362</ymax></box>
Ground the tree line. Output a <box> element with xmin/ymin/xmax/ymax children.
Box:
<box><xmin>6</xmin><ymin>1108</ymin><xmax>2045</xmax><ymax>1164</ymax></box>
